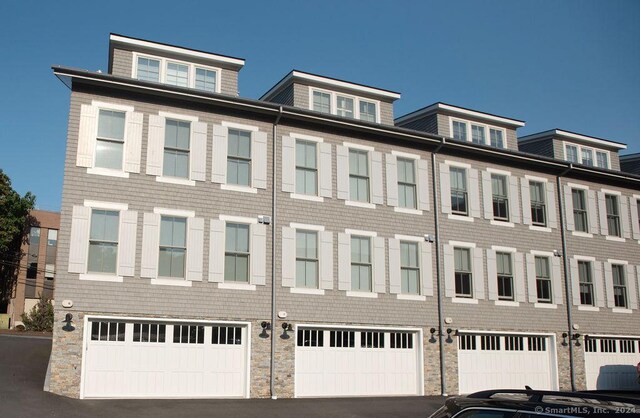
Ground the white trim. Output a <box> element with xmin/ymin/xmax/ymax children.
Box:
<box><xmin>490</xmin><ymin>220</ymin><xmax>515</xmax><ymax>228</ymax></box>
<box><xmin>612</xmin><ymin>308</ymin><xmax>633</xmax><ymax>314</ymax></box>
<box><xmin>396</xmin><ymin>103</ymin><xmax>525</xmax><ymax>127</ymax></box>
<box><xmin>345</xmin><ymin>228</ymin><xmax>377</xmax><ymax>237</ymax></box>
<box><xmin>219</xmin><ymin>214</ymin><xmax>258</xmax><ymax>224</ymax></box>
<box><xmin>567</xmin><ymin>182</ymin><xmax>589</xmax><ymax>190</ymax></box>
<box><xmin>605</xmin><ymin>236</ymin><xmax>626</xmax><ymax>243</ymax></box>
<box><xmin>91</xmin><ymin>100</ymin><xmax>134</xmax><ymax>112</ymax></box>
<box><xmin>535</xmin><ymin>303</ymin><xmax>558</xmax><ymax>309</ymax></box>
<box><xmin>524</xmin><ymin>175</ymin><xmax>549</xmax><ymax>183</ymax></box>
<box><xmin>448</xmin><ymin>240</ymin><xmax>476</xmax><ymax>248</ymax></box>
<box><xmin>397</xmin><ymin>294</ymin><xmax>427</xmax><ymax>301</ymax></box>
<box><xmin>346</xmin><ymin>291</ymin><xmax>378</xmax><ymax>298</ymax></box>
<box><xmin>290</xmin><ymin>222</ymin><xmax>325</xmax><ymax>232</ymax></box>
<box><xmin>448</xmin><ymin>214</ymin><xmax>474</xmax><ymax>222</ymax></box>
<box><xmin>158</xmin><ymin>111</ymin><xmax>199</xmax><ymax>122</ymax></box>
<box><xmin>585</xmin><ymin>333</ymin><xmax>640</xmax><ymax>339</ymax></box>
<box><xmin>452</xmin><ymin>297</ymin><xmax>478</xmax><ymax>304</ymax></box>
<box><xmin>291</xmin><ymin>193</ymin><xmax>324</xmax><ymax>202</ymax></box>
<box><xmin>494</xmin><ymin>300</ymin><xmax>520</xmax><ymax>307</ymax></box>
<box><xmin>607</xmin><ymin>259</ymin><xmax>629</xmax><ymax>265</ymax></box>
<box><xmin>153</xmin><ymin>207</ymin><xmax>195</xmax><ymax>218</ymax></box>
<box><xmin>290</xmin><ymin>288</ymin><xmax>325</xmax><ymax>295</ymax></box>
<box><xmin>449</xmin><ymin>118</ymin><xmax>509</xmax><ymax>149</ymax></box>
<box><xmin>220</xmin><ymin>184</ymin><xmax>258</xmax><ymax>194</ymax></box>
<box><xmin>578</xmin><ymin>306</ymin><xmax>600</xmax><ymax>312</ymax></box>
<box><xmin>444</xmin><ymin>160</ymin><xmax>471</xmax><ymax>169</ymax></box>
<box><xmin>529</xmin><ymin>225</ymin><xmax>552</xmax><ymax>233</ymax></box>
<box><xmin>573</xmin><ymin>255</ymin><xmax>597</xmax><ymax>262</ymax></box>
<box><xmin>394</xmin><ymin>234</ymin><xmax>424</xmax><ymax>242</ymax></box>
<box><xmin>150</xmin><ymin>278</ymin><xmax>192</xmax><ymax>287</ymax></box>
<box><xmin>290</xmin><ymin>132</ymin><xmax>324</xmax><ymax>143</ymax></box>
<box><xmin>295</xmin><ymin>323</ymin><xmax>421</xmax><ymax>332</ymax></box>
<box><xmin>457</xmin><ymin>329</ymin><xmax>556</xmax><ymax>337</ymax></box>
<box><xmin>391</xmin><ymin>150</ymin><xmax>421</xmax><ymax>160</ymax></box>
<box><xmin>293</xmin><ymin>71</ymin><xmax>401</xmax><ymax>99</ymax></box>
<box><xmin>84</xmin><ymin>200</ymin><xmax>129</xmax><ymax>211</ymax></box>
<box><xmin>572</xmin><ymin>231</ymin><xmax>593</xmax><ymax>238</ymax></box>
<box><xmin>221</xmin><ymin>121</ymin><xmax>260</xmax><ymax>132</ymax></box>
<box><xmin>491</xmin><ymin>245</ymin><xmax>517</xmax><ymax>253</ymax></box>
<box><xmin>79</xmin><ymin>273</ymin><xmax>123</xmax><ymax>283</ymax></box>
<box><xmin>218</xmin><ymin>282</ymin><xmax>256</xmax><ymax>291</ymax></box>
<box><xmin>343</xmin><ymin>141</ymin><xmax>374</xmax><ymax>152</ymax></box>
<box><xmin>530</xmin><ymin>250</ymin><xmax>555</xmax><ymax>257</ymax></box>
<box><xmin>519</xmin><ymin>129</ymin><xmax>626</xmax><ymax>150</ymax></box>
<box><xmin>156</xmin><ymin>176</ymin><xmax>196</xmax><ymax>187</ymax></box>
<box><xmin>394</xmin><ymin>207</ymin><xmax>423</xmax><ymax>215</ymax></box>
<box><xmin>600</xmin><ymin>188</ymin><xmax>621</xmax><ymax>196</ymax></box>
<box><xmin>486</xmin><ymin>167</ymin><xmax>512</xmax><ymax>176</ymax></box>
<box><xmin>345</xmin><ymin>201</ymin><xmax>376</xmax><ymax>209</ymax></box>
<box><xmin>87</xmin><ymin>167</ymin><xmax>130</xmax><ymax>178</ymax></box>
<box><xmin>563</xmin><ymin>141</ymin><xmax>612</xmax><ymax>168</ymax></box>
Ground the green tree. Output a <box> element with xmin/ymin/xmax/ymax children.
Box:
<box><xmin>20</xmin><ymin>294</ymin><xmax>54</xmax><ymax>332</ymax></box>
<box><xmin>0</xmin><ymin>169</ymin><xmax>36</xmax><ymax>310</ymax></box>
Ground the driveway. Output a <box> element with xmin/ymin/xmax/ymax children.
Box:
<box><xmin>0</xmin><ymin>334</ymin><xmax>445</xmax><ymax>417</ymax></box>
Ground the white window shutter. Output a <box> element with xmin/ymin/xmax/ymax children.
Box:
<box><xmin>486</xmin><ymin>249</ymin><xmax>498</xmax><ymax>300</ymax></box>
<box><xmin>117</xmin><ymin>210</ymin><xmax>137</xmax><ymax>277</ymax></box>
<box><xmin>593</xmin><ymin>261</ymin><xmax>604</xmax><ymax>307</ymax></box>
<box><xmin>77</xmin><ymin>104</ymin><xmax>97</xmax><ymax>168</ymax></box>
<box><xmin>597</xmin><ymin>191</ymin><xmax>608</xmax><ymax>236</ymax></box>
<box><xmin>252</xmin><ymin>131</ymin><xmax>268</xmax><ymax>189</ymax></box>
<box><xmin>371</xmin><ymin>151</ymin><xmax>384</xmax><ymax>205</ymax></box>
<box><xmin>551</xmin><ymin>257</ymin><xmax>563</xmax><ymax>305</ymax></box>
<box><xmin>319</xmin><ymin>231</ymin><xmax>334</xmax><ymax>290</ymax></box>
<box><xmin>208</xmin><ymin>219</ymin><xmax>225</xmax><ymax>283</ymax></box>
<box><xmin>514</xmin><ymin>252</ymin><xmax>525</xmax><ymax>302</ymax></box>
<box><xmin>440</xmin><ymin>163</ymin><xmax>451</xmax><ymax>214</ymax></box>
<box><xmin>140</xmin><ymin>213</ymin><xmax>160</xmax><ymax>279</ymax></box>
<box><xmin>417</xmin><ymin>159</ymin><xmax>430</xmax><ymax>211</ymax></box>
<box><xmin>588</xmin><ymin>190</ymin><xmax>598</xmax><ymax>235</ymax></box>
<box><xmin>620</xmin><ymin>197</ymin><xmax>631</xmax><ymax>239</ymax></box>
<box><xmin>443</xmin><ymin>244</ymin><xmax>455</xmax><ymax>297</ymax></box>
<box><xmin>211</xmin><ymin>125</ymin><xmax>228</xmax><ymax>184</ymax></box>
<box><xmin>481</xmin><ymin>171</ymin><xmax>493</xmax><ymax>220</ymax></box>
<box><xmin>603</xmin><ymin>262</ymin><xmax>615</xmax><ymax>308</ymax></box>
<box><xmin>630</xmin><ymin>197</ymin><xmax>640</xmax><ymax>240</ymax></box>
<box><xmin>336</xmin><ymin>146</ymin><xmax>349</xmax><ymax>200</ymax></box>
<box><xmin>319</xmin><ymin>143</ymin><xmax>332</xmax><ymax>198</ymax></box>
<box><xmin>472</xmin><ymin>247</ymin><xmax>484</xmax><ymax>299</ymax></box>
<box><xmin>281</xmin><ymin>136</ymin><xmax>295</xmax><ymax>193</ymax></box>
<box><xmin>68</xmin><ymin>205</ymin><xmax>91</xmax><ymax>273</ymax></box>
<box><xmin>337</xmin><ymin>233</ymin><xmax>351</xmax><ymax>291</ymax></box>
<box><xmin>570</xmin><ymin>258</ymin><xmax>581</xmax><ymax>306</ymax></box>
<box><xmin>627</xmin><ymin>265</ymin><xmax>637</xmax><ymax>310</ymax></box>
<box><xmin>386</xmin><ymin>154</ymin><xmax>398</xmax><ymax>207</ymax></box>
<box><xmin>373</xmin><ymin>237</ymin><xmax>385</xmax><ymax>293</ymax></box>
<box><xmin>420</xmin><ymin>242</ymin><xmax>433</xmax><ymax>296</ymax></box>
<box><xmin>388</xmin><ymin>239</ymin><xmax>401</xmax><ymax>294</ymax></box>
<box><xmin>250</xmin><ymin>223</ymin><xmax>266</xmax><ymax>285</ymax></box>
<box><xmin>509</xmin><ymin>177</ymin><xmax>521</xmax><ymax>224</ymax></box>
<box><xmin>520</xmin><ymin>178</ymin><xmax>531</xmax><ymax>225</ymax></box>
<box><xmin>190</xmin><ymin>121</ymin><xmax>207</xmax><ymax>182</ymax></box>
<box><xmin>186</xmin><ymin>217</ymin><xmax>204</xmax><ymax>281</ymax></box>
<box><xmin>281</xmin><ymin>227</ymin><xmax>295</xmax><ymax>288</ymax></box>
<box><xmin>526</xmin><ymin>253</ymin><xmax>537</xmax><ymax>303</ymax></box>
<box><xmin>469</xmin><ymin>169</ymin><xmax>481</xmax><ymax>218</ymax></box>
<box><xmin>146</xmin><ymin>115</ymin><xmax>165</xmax><ymax>176</ymax></box>
<box><xmin>124</xmin><ymin>111</ymin><xmax>143</xmax><ymax>173</ymax></box>
<box><xmin>546</xmin><ymin>182</ymin><xmax>558</xmax><ymax>229</ymax></box>
<box><xmin>564</xmin><ymin>186</ymin><xmax>574</xmax><ymax>231</ymax></box>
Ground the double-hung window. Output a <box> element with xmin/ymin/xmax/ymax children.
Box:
<box><xmin>529</xmin><ymin>181</ymin><xmax>547</xmax><ymax>226</ymax></box>
<box><xmin>351</xmin><ymin>236</ymin><xmax>372</xmax><ymax>292</ymax></box>
<box><xmin>454</xmin><ymin>247</ymin><xmax>472</xmax><ymax>298</ymax></box>
<box><xmin>312</xmin><ymin>91</ymin><xmax>331</xmax><ymax>114</ymax></box>
<box><xmin>397</xmin><ymin>158</ymin><xmax>417</xmax><ymax>209</ymax></box>
<box><xmin>96</xmin><ymin>110</ymin><xmax>126</xmax><ymax>170</ymax></box>
<box><xmin>581</xmin><ymin>148</ymin><xmax>594</xmax><ymax>166</ymax></box>
<box><xmin>88</xmin><ymin>210</ymin><xmax>119</xmax><ymax>274</ymax></box>
<box><xmin>496</xmin><ymin>252</ymin><xmax>514</xmax><ymax>300</ymax></box>
<box><xmin>295</xmin><ymin>140</ymin><xmax>317</xmax><ymax>195</ymax></box>
<box><xmin>227</xmin><ymin>129</ymin><xmax>252</xmax><ymax>186</ymax></box>
<box><xmin>296</xmin><ymin>230</ymin><xmax>318</xmax><ymax>288</ymax></box>
<box><xmin>195</xmin><ymin>68</ymin><xmax>217</xmax><ymax>92</ymax></box>
<box><xmin>359</xmin><ymin>100</ymin><xmax>377</xmax><ymax>123</ymax></box>
<box><xmin>400</xmin><ymin>241</ymin><xmax>420</xmax><ymax>294</ymax></box>
<box><xmin>225</xmin><ymin>223</ymin><xmax>250</xmax><ymax>282</ymax></box>
<box><xmin>612</xmin><ymin>264</ymin><xmax>627</xmax><ymax>308</ymax></box>
<box><xmin>136</xmin><ymin>56</ymin><xmax>160</xmax><ymax>82</ymax></box>
<box><xmin>491</xmin><ymin>174</ymin><xmax>509</xmax><ymax>221</ymax></box>
<box><xmin>158</xmin><ymin>216</ymin><xmax>186</xmax><ymax>279</ymax></box>
<box><xmin>452</xmin><ymin>121</ymin><xmax>467</xmax><ymax>141</ymax></box>
<box><xmin>578</xmin><ymin>260</ymin><xmax>594</xmax><ymax>306</ymax></box>
<box><xmin>565</xmin><ymin>145</ymin><xmax>579</xmax><ymax>163</ymax></box>
<box><xmin>596</xmin><ymin>151</ymin><xmax>609</xmax><ymax>169</ymax></box>
<box><xmin>135</xmin><ymin>55</ymin><xmax>220</xmax><ymax>93</ymax></box>
<box><xmin>349</xmin><ymin>149</ymin><xmax>370</xmax><ymax>202</ymax></box>
<box><xmin>336</xmin><ymin>95</ymin><xmax>354</xmax><ymax>118</ymax></box>
<box><xmin>471</xmin><ymin>125</ymin><xmax>486</xmax><ymax>145</ymax></box>
<box><xmin>311</xmin><ymin>90</ymin><xmax>378</xmax><ymax>122</ymax></box>
<box><xmin>605</xmin><ymin>194</ymin><xmax>621</xmax><ymax>237</ymax></box>
<box><xmin>490</xmin><ymin>128</ymin><xmax>504</xmax><ymax>148</ymax></box>
<box><xmin>572</xmin><ymin>189</ymin><xmax>588</xmax><ymax>232</ymax></box>
<box><xmin>163</xmin><ymin>119</ymin><xmax>190</xmax><ymax>178</ymax></box>
<box><xmin>535</xmin><ymin>256</ymin><xmax>552</xmax><ymax>303</ymax></box>
<box><xmin>450</xmin><ymin>167</ymin><xmax>468</xmax><ymax>215</ymax></box>
<box><xmin>165</xmin><ymin>62</ymin><xmax>189</xmax><ymax>87</ymax></box>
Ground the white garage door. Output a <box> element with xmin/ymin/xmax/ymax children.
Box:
<box><xmin>82</xmin><ymin>319</ymin><xmax>249</xmax><ymax>399</ymax></box>
<box><xmin>585</xmin><ymin>336</ymin><xmax>639</xmax><ymax>390</ymax></box>
<box><xmin>458</xmin><ymin>333</ymin><xmax>557</xmax><ymax>394</ymax></box>
<box><xmin>295</xmin><ymin>327</ymin><xmax>422</xmax><ymax>397</ymax></box>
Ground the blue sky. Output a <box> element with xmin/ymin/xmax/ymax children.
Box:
<box><xmin>1</xmin><ymin>1</ymin><xmax>638</xmax><ymax>211</ymax></box>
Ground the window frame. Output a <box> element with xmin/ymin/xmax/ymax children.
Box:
<box><xmin>224</xmin><ymin>222</ymin><xmax>251</xmax><ymax>283</ymax></box>
<box><xmin>309</xmin><ymin>87</ymin><xmax>380</xmax><ymax>123</ymax></box>
<box><xmin>348</xmin><ymin>148</ymin><xmax>371</xmax><ymax>203</ymax></box>
<box><xmin>89</xmin><ymin>101</ymin><xmax>135</xmax><ymax>177</ymax></box>
<box><xmin>535</xmin><ymin>255</ymin><xmax>552</xmax><ymax>303</ymax></box>
<box><xmin>604</xmin><ymin>193</ymin><xmax>621</xmax><ymax>237</ymax></box>
<box><xmin>454</xmin><ymin>246</ymin><xmax>473</xmax><ymax>298</ymax></box>
<box><xmin>572</xmin><ymin>188</ymin><xmax>589</xmax><ymax>233</ymax></box>
<box><xmin>450</xmin><ymin>166</ymin><xmax>469</xmax><ymax>216</ymax></box>
<box><xmin>563</xmin><ymin>141</ymin><xmax>610</xmax><ymax>168</ymax></box>
<box><xmin>397</xmin><ymin>157</ymin><xmax>417</xmax><ymax>209</ymax></box>
<box><xmin>491</xmin><ymin>173</ymin><xmax>510</xmax><ymax>222</ymax></box>
<box><xmin>132</xmin><ymin>52</ymin><xmax>222</xmax><ymax>93</ymax></box>
<box><xmin>529</xmin><ymin>180</ymin><xmax>547</xmax><ymax>227</ymax></box>
<box><xmin>578</xmin><ymin>260</ymin><xmax>594</xmax><ymax>306</ymax></box>
<box><xmin>449</xmin><ymin>117</ymin><xmax>507</xmax><ymax>149</ymax></box>
<box><xmin>400</xmin><ymin>240</ymin><xmax>421</xmax><ymax>295</ymax></box>
<box><xmin>226</xmin><ymin>128</ymin><xmax>253</xmax><ymax>187</ymax></box>
<box><xmin>88</xmin><ymin>209</ymin><xmax>121</xmax><ymax>275</ymax></box>
<box><xmin>295</xmin><ymin>229</ymin><xmax>319</xmax><ymax>289</ymax></box>
<box><xmin>350</xmin><ymin>235</ymin><xmax>373</xmax><ymax>292</ymax></box>
<box><xmin>295</xmin><ymin>139</ymin><xmax>319</xmax><ymax>196</ymax></box>
<box><xmin>158</xmin><ymin>215</ymin><xmax>188</xmax><ymax>280</ymax></box>
<box><xmin>162</xmin><ymin>118</ymin><xmax>191</xmax><ymax>179</ymax></box>
<box><xmin>611</xmin><ymin>264</ymin><xmax>628</xmax><ymax>308</ymax></box>
<box><xmin>495</xmin><ymin>251</ymin><xmax>514</xmax><ymax>301</ymax></box>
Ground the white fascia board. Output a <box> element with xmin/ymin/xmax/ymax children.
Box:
<box><xmin>396</xmin><ymin>103</ymin><xmax>525</xmax><ymax>128</ymax></box>
<box><xmin>519</xmin><ymin>129</ymin><xmax>627</xmax><ymax>150</ymax></box>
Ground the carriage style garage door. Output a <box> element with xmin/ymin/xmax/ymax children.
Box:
<box><xmin>457</xmin><ymin>333</ymin><xmax>557</xmax><ymax>394</ymax></box>
<box><xmin>585</xmin><ymin>336</ymin><xmax>640</xmax><ymax>390</ymax></box>
<box><xmin>82</xmin><ymin>318</ymin><xmax>249</xmax><ymax>398</ymax></box>
<box><xmin>294</xmin><ymin>327</ymin><xmax>422</xmax><ymax>397</ymax></box>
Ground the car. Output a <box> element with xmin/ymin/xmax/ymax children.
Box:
<box><xmin>428</xmin><ymin>389</ymin><xmax>640</xmax><ymax>418</ymax></box>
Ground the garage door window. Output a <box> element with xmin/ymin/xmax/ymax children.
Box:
<box><xmin>390</xmin><ymin>332</ymin><xmax>413</xmax><ymax>349</ymax></box>
<box><xmin>133</xmin><ymin>323</ymin><xmax>166</xmax><ymax>343</ymax></box>
<box><xmin>91</xmin><ymin>321</ymin><xmax>125</xmax><ymax>342</ymax></box>
<box><xmin>173</xmin><ymin>324</ymin><xmax>204</xmax><ymax>344</ymax></box>
<box><xmin>297</xmin><ymin>329</ymin><xmax>324</xmax><ymax>347</ymax></box>
<box><xmin>600</xmin><ymin>339</ymin><xmax>616</xmax><ymax>353</ymax></box>
<box><xmin>459</xmin><ymin>334</ymin><xmax>476</xmax><ymax>350</ymax></box>
<box><xmin>505</xmin><ymin>336</ymin><xmax>524</xmax><ymax>351</ymax></box>
<box><xmin>481</xmin><ymin>335</ymin><xmax>500</xmax><ymax>350</ymax></box>
<box><xmin>330</xmin><ymin>330</ymin><xmax>354</xmax><ymax>348</ymax></box>
<box><xmin>528</xmin><ymin>337</ymin><xmax>547</xmax><ymax>351</ymax></box>
<box><xmin>620</xmin><ymin>340</ymin><xmax>636</xmax><ymax>353</ymax></box>
<box><xmin>212</xmin><ymin>326</ymin><xmax>242</xmax><ymax>345</ymax></box>
<box><xmin>361</xmin><ymin>331</ymin><xmax>385</xmax><ymax>348</ymax></box>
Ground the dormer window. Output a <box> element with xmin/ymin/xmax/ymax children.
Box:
<box><xmin>137</xmin><ymin>57</ymin><xmax>160</xmax><ymax>83</ymax></box>
<box><xmin>581</xmin><ymin>148</ymin><xmax>594</xmax><ymax>166</ymax></box>
<box><xmin>312</xmin><ymin>91</ymin><xmax>331</xmax><ymax>114</ymax></box>
<box><xmin>336</xmin><ymin>95</ymin><xmax>354</xmax><ymax>118</ymax></box>
<box><xmin>471</xmin><ymin>125</ymin><xmax>485</xmax><ymax>144</ymax></box>
<box><xmin>133</xmin><ymin>53</ymin><xmax>220</xmax><ymax>94</ymax></box>
<box><xmin>359</xmin><ymin>100</ymin><xmax>377</xmax><ymax>123</ymax></box>
<box><xmin>596</xmin><ymin>151</ymin><xmax>609</xmax><ymax>169</ymax></box>
<box><xmin>450</xmin><ymin>118</ymin><xmax>506</xmax><ymax>149</ymax></box>
<box><xmin>310</xmin><ymin>88</ymin><xmax>379</xmax><ymax>123</ymax></box>
<box><xmin>563</xmin><ymin>142</ymin><xmax>609</xmax><ymax>168</ymax></box>
<box><xmin>453</xmin><ymin>121</ymin><xmax>467</xmax><ymax>141</ymax></box>
<box><xmin>166</xmin><ymin>62</ymin><xmax>189</xmax><ymax>87</ymax></box>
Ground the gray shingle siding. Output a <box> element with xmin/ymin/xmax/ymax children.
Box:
<box><xmin>265</xmin><ymin>84</ymin><xmax>294</xmax><ymax>106</ymax></box>
<box><xmin>396</xmin><ymin>114</ymin><xmax>438</xmax><ymax>134</ymax></box>
<box><xmin>110</xmin><ymin>48</ymin><xmax>132</xmax><ymax>78</ymax></box>
<box><xmin>519</xmin><ymin>138</ymin><xmax>555</xmax><ymax>158</ymax></box>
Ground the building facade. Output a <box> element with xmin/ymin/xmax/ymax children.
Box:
<box><xmin>47</xmin><ymin>34</ymin><xmax>640</xmax><ymax>399</ymax></box>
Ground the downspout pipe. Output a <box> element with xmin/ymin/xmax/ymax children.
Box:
<box><xmin>431</xmin><ymin>137</ymin><xmax>447</xmax><ymax>396</ymax></box>
<box><xmin>556</xmin><ymin>164</ymin><xmax>576</xmax><ymax>391</ymax></box>
<box><xmin>270</xmin><ymin>106</ymin><xmax>283</xmax><ymax>400</ymax></box>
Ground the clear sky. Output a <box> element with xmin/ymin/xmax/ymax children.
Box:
<box><xmin>1</xmin><ymin>0</ymin><xmax>638</xmax><ymax>211</ymax></box>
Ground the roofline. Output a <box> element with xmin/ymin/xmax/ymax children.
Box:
<box><xmin>395</xmin><ymin>102</ymin><xmax>526</xmax><ymax>128</ymax></box>
<box><xmin>620</xmin><ymin>152</ymin><xmax>640</xmax><ymax>160</ymax></box>
<box><xmin>52</xmin><ymin>66</ymin><xmax>640</xmax><ymax>188</ymax></box>
<box><xmin>260</xmin><ymin>70</ymin><xmax>401</xmax><ymax>101</ymax></box>
<box><xmin>109</xmin><ymin>33</ymin><xmax>245</xmax><ymax>67</ymax></box>
<box><xmin>518</xmin><ymin>129</ymin><xmax>627</xmax><ymax>150</ymax></box>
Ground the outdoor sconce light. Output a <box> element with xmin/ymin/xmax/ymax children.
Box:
<box><xmin>429</xmin><ymin>327</ymin><xmax>437</xmax><ymax>343</ymax></box>
<box><xmin>446</xmin><ymin>328</ymin><xmax>454</xmax><ymax>343</ymax></box>
<box><xmin>553</xmin><ymin>250</ymin><xmax>562</xmax><ymax>258</ymax></box>
<box><xmin>260</xmin><ymin>321</ymin><xmax>271</xmax><ymax>338</ymax></box>
<box><xmin>62</xmin><ymin>313</ymin><xmax>75</xmax><ymax>332</ymax></box>
<box><xmin>280</xmin><ymin>322</ymin><xmax>293</xmax><ymax>339</ymax></box>
<box><xmin>424</xmin><ymin>234</ymin><xmax>435</xmax><ymax>243</ymax></box>
<box><xmin>561</xmin><ymin>332</ymin><xmax>568</xmax><ymax>346</ymax></box>
<box><xmin>572</xmin><ymin>333</ymin><xmax>581</xmax><ymax>347</ymax></box>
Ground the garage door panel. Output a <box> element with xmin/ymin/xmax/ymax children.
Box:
<box><xmin>585</xmin><ymin>337</ymin><xmax>639</xmax><ymax>390</ymax></box>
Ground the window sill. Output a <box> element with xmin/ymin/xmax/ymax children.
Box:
<box><xmin>612</xmin><ymin>308</ymin><xmax>633</xmax><ymax>314</ymax></box>
<box><xmin>572</xmin><ymin>231</ymin><xmax>593</xmax><ymax>238</ymax></box>
<box><xmin>220</xmin><ymin>184</ymin><xmax>258</xmax><ymax>194</ymax></box>
<box><xmin>156</xmin><ymin>176</ymin><xmax>196</xmax><ymax>186</ymax></box>
<box><xmin>346</xmin><ymin>291</ymin><xmax>378</xmax><ymax>298</ymax></box>
<box><xmin>290</xmin><ymin>193</ymin><xmax>324</xmax><ymax>203</ymax></box>
<box><xmin>529</xmin><ymin>225</ymin><xmax>552</xmax><ymax>233</ymax></box>
<box><xmin>87</xmin><ymin>167</ymin><xmax>130</xmax><ymax>179</ymax></box>
<box><xmin>448</xmin><ymin>214</ymin><xmax>473</xmax><ymax>223</ymax></box>
<box><xmin>577</xmin><ymin>305</ymin><xmax>599</xmax><ymax>312</ymax></box>
<box><xmin>290</xmin><ymin>288</ymin><xmax>325</xmax><ymax>295</ymax></box>
<box><xmin>494</xmin><ymin>300</ymin><xmax>519</xmax><ymax>307</ymax></box>
<box><xmin>150</xmin><ymin>278</ymin><xmax>192</xmax><ymax>287</ymax></box>
<box><xmin>397</xmin><ymin>294</ymin><xmax>426</xmax><ymax>301</ymax></box>
<box><xmin>218</xmin><ymin>282</ymin><xmax>256</xmax><ymax>291</ymax></box>
<box><xmin>452</xmin><ymin>297</ymin><xmax>478</xmax><ymax>304</ymax></box>
<box><xmin>490</xmin><ymin>220</ymin><xmax>515</xmax><ymax>228</ymax></box>
<box><xmin>394</xmin><ymin>207</ymin><xmax>423</xmax><ymax>215</ymax></box>
<box><xmin>79</xmin><ymin>273</ymin><xmax>123</xmax><ymax>283</ymax></box>
<box><xmin>345</xmin><ymin>201</ymin><xmax>376</xmax><ymax>209</ymax></box>
<box><xmin>605</xmin><ymin>236</ymin><xmax>625</xmax><ymax>242</ymax></box>
<box><xmin>534</xmin><ymin>303</ymin><xmax>558</xmax><ymax>309</ymax></box>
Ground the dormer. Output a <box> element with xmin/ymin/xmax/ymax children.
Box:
<box><xmin>620</xmin><ymin>153</ymin><xmax>640</xmax><ymax>175</ymax></box>
<box><xmin>260</xmin><ymin>70</ymin><xmax>401</xmax><ymax>126</ymax></box>
<box><xmin>108</xmin><ymin>33</ymin><xmax>245</xmax><ymax>96</ymax></box>
<box><xmin>395</xmin><ymin>102</ymin><xmax>525</xmax><ymax>151</ymax></box>
<box><xmin>518</xmin><ymin>129</ymin><xmax>627</xmax><ymax>171</ymax></box>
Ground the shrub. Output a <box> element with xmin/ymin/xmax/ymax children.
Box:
<box><xmin>20</xmin><ymin>295</ymin><xmax>53</xmax><ymax>332</ymax></box>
